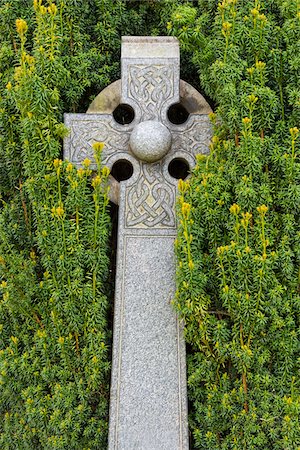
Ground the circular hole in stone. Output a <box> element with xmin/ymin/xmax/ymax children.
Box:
<box><xmin>167</xmin><ymin>103</ymin><xmax>189</xmax><ymax>125</ymax></box>
<box><xmin>111</xmin><ymin>159</ymin><xmax>133</xmax><ymax>182</ymax></box>
<box><xmin>113</xmin><ymin>104</ymin><xmax>135</xmax><ymax>125</ymax></box>
<box><xmin>168</xmin><ymin>158</ymin><xmax>190</xmax><ymax>180</ymax></box>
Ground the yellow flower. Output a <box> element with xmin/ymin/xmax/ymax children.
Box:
<box><xmin>66</xmin><ymin>162</ymin><xmax>73</xmax><ymax>173</ymax></box>
<box><xmin>26</xmin><ymin>55</ymin><xmax>34</xmax><ymax>65</ymax></box>
<box><xmin>6</xmin><ymin>82</ymin><xmax>12</xmax><ymax>91</ymax></box>
<box><xmin>211</xmin><ymin>135</ymin><xmax>220</xmax><ymax>145</ymax></box>
<box><xmin>181</xmin><ymin>202</ymin><xmax>191</xmax><ymax>219</ymax></box>
<box><xmin>247</xmin><ymin>67</ymin><xmax>254</xmax><ymax>76</ymax></box>
<box><xmin>217</xmin><ymin>246</ymin><xmax>226</xmax><ymax>256</ymax></box>
<box><xmin>248</xmin><ymin>94</ymin><xmax>258</xmax><ymax>104</ymax></box>
<box><xmin>257</xmin><ymin>204</ymin><xmax>268</xmax><ymax>215</ymax></box>
<box><xmin>48</xmin><ymin>3</ymin><xmax>57</xmax><ymax>15</ymax></box>
<box><xmin>11</xmin><ymin>336</ymin><xmax>18</xmax><ymax>345</ymax></box>
<box><xmin>58</xmin><ymin>336</ymin><xmax>65</xmax><ymax>345</ymax></box>
<box><xmin>92</xmin><ymin>175</ymin><xmax>101</xmax><ymax>188</ymax></box>
<box><xmin>242</xmin><ymin>117</ymin><xmax>251</xmax><ymax>125</ymax></box>
<box><xmin>82</xmin><ymin>158</ymin><xmax>91</xmax><ymax>168</ymax></box>
<box><xmin>208</xmin><ymin>112</ymin><xmax>216</xmax><ymax>123</ymax></box>
<box><xmin>178</xmin><ymin>179</ymin><xmax>187</xmax><ymax>193</ymax></box>
<box><xmin>93</xmin><ymin>142</ymin><xmax>105</xmax><ymax>152</ymax></box>
<box><xmin>56</xmin><ymin>206</ymin><xmax>64</xmax><ymax>218</ymax></box>
<box><xmin>245</xmin><ymin>246</ymin><xmax>251</xmax><ymax>253</ymax></box>
<box><xmin>16</xmin><ymin>19</ymin><xmax>28</xmax><ymax>35</ymax></box>
<box><xmin>102</xmin><ymin>166</ymin><xmax>110</xmax><ymax>178</ymax></box>
<box><xmin>51</xmin><ymin>206</ymin><xmax>64</xmax><ymax>218</ymax></box>
<box><xmin>222</xmin><ymin>21</ymin><xmax>232</xmax><ymax>33</ymax></box>
<box><xmin>77</xmin><ymin>168</ymin><xmax>85</xmax><ymax>178</ymax></box>
<box><xmin>1</xmin><ymin>281</ymin><xmax>7</xmax><ymax>288</ymax></box>
<box><xmin>243</xmin><ymin>212</ymin><xmax>252</xmax><ymax>221</ymax></box>
<box><xmin>290</xmin><ymin>127</ymin><xmax>299</xmax><ymax>139</ymax></box>
<box><xmin>53</xmin><ymin>159</ymin><xmax>62</xmax><ymax>169</ymax></box>
<box><xmin>196</xmin><ymin>154</ymin><xmax>206</xmax><ymax>163</ymax></box>
<box><xmin>251</xmin><ymin>8</ymin><xmax>259</xmax><ymax>17</ymax></box>
<box><xmin>256</xmin><ymin>61</ymin><xmax>266</xmax><ymax>71</ymax></box>
<box><xmin>258</xmin><ymin>13</ymin><xmax>267</xmax><ymax>22</ymax></box>
<box><xmin>92</xmin><ymin>356</ymin><xmax>98</xmax><ymax>364</ymax></box>
<box><xmin>229</xmin><ymin>203</ymin><xmax>240</xmax><ymax>215</ymax></box>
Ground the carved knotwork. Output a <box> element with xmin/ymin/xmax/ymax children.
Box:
<box><xmin>126</xmin><ymin>163</ymin><xmax>175</xmax><ymax>229</ymax></box>
<box><xmin>64</xmin><ymin>116</ymin><xmax>131</xmax><ymax>168</ymax></box>
<box><xmin>128</xmin><ymin>65</ymin><xmax>174</xmax><ymax>121</ymax></box>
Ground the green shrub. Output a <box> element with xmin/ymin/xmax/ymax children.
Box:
<box><xmin>0</xmin><ymin>1</ymin><xmax>188</xmax><ymax>447</ymax></box>
<box><xmin>171</xmin><ymin>1</ymin><xmax>300</xmax><ymax>448</ymax></box>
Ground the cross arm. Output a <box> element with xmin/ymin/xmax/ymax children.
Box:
<box><xmin>63</xmin><ymin>113</ymin><xmax>132</xmax><ymax>169</ymax></box>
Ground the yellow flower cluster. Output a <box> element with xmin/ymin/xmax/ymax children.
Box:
<box><xmin>66</xmin><ymin>162</ymin><xmax>73</xmax><ymax>173</ymax></box>
<box><xmin>16</xmin><ymin>19</ymin><xmax>28</xmax><ymax>35</ymax></box>
<box><xmin>230</xmin><ymin>203</ymin><xmax>240</xmax><ymax>215</ymax></box>
<box><xmin>93</xmin><ymin>142</ymin><xmax>105</xmax><ymax>152</ymax></box>
<box><xmin>251</xmin><ymin>8</ymin><xmax>259</xmax><ymax>17</ymax></box>
<box><xmin>242</xmin><ymin>117</ymin><xmax>251</xmax><ymax>125</ymax></box>
<box><xmin>290</xmin><ymin>127</ymin><xmax>299</xmax><ymax>139</ymax></box>
<box><xmin>181</xmin><ymin>202</ymin><xmax>191</xmax><ymax>219</ymax></box>
<box><xmin>256</xmin><ymin>61</ymin><xmax>266</xmax><ymax>71</ymax></box>
<box><xmin>222</xmin><ymin>21</ymin><xmax>232</xmax><ymax>36</ymax></box>
<box><xmin>102</xmin><ymin>166</ymin><xmax>110</xmax><ymax>178</ymax></box>
<box><xmin>178</xmin><ymin>179</ymin><xmax>188</xmax><ymax>193</ymax></box>
<box><xmin>11</xmin><ymin>336</ymin><xmax>18</xmax><ymax>345</ymax></box>
<box><xmin>257</xmin><ymin>204</ymin><xmax>268</xmax><ymax>215</ymax></box>
<box><xmin>248</xmin><ymin>94</ymin><xmax>258</xmax><ymax>104</ymax></box>
<box><xmin>241</xmin><ymin>212</ymin><xmax>252</xmax><ymax>228</ymax></box>
<box><xmin>51</xmin><ymin>206</ymin><xmax>64</xmax><ymax>218</ymax></box>
<box><xmin>53</xmin><ymin>159</ymin><xmax>62</xmax><ymax>169</ymax></box>
<box><xmin>82</xmin><ymin>158</ymin><xmax>91</xmax><ymax>168</ymax></box>
<box><xmin>92</xmin><ymin>175</ymin><xmax>101</xmax><ymax>188</ymax></box>
<box><xmin>48</xmin><ymin>3</ymin><xmax>57</xmax><ymax>15</ymax></box>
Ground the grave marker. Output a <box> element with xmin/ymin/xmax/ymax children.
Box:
<box><xmin>64</xmin><ymin>36</ymin><xmax>212</xmax><ymax>450</ymax></box>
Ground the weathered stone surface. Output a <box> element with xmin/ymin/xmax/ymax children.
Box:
<box><xmin>129</xmin><ymin>120</ymin><xmax>172</xmax><ymax>163</ymax></box>
<box><xmin>110</xmin><ymin>235</ymin><xmax>188</xmax><ymax>449</ymax></box>
<box><xmin>64</xmin><ymin>36</ymin><xmax>213</xmax><ymax>450</ymax></box>
<box><xmin>87</xmin><ymin>79</ymin><xmax>213</xmax><ymax>116</ymax></box>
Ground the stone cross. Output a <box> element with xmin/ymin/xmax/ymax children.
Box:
<box><xmin>64</xmin><ymin>36</ymin><xmax>212</xmax><ymax>450</ymax></box>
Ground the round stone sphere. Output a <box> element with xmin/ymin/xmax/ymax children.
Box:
<box><xmin>129</xmin><ymin>120</ymin><xmax>172</xmax><ymax>163</ymax></box>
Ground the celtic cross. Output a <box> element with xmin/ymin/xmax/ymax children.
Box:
<box><xmin>64</xmin><ymin>36</ymin><xmax>212</xmax><ymax>450</ymax></box>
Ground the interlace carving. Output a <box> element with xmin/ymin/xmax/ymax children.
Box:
<box><xmin>126</xmin><ymin>163</ymin><xmax>175</xmax><ymax>229</ymax></box>
<box><xmin>128</xmin><ymin>65</ymin><xmax>173</xmax><ymax>120</ymax></box>
<box><xmin>66</xmin><ymin>118</ymin><xmax>130</xmax><ymax>167</ymax></box>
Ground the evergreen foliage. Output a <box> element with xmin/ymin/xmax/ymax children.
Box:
<box><xmin>0</xmin><ymin>3</ymin><xmax>113</xmax><ymax>448</ymax></box>
<box><xmin>170</xmin><ymin>1</ymin><xmax>300</xmax><ymax>448</ymax></box>
<box><xmin>0</xmin><ymin>1</ymin><xmax>190</xmax><ymax>447</ymax></box>
<box><xmin>1</xmin><ymin>0</ymin><xmax>299</xmax><ymax>448</ymax></box>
